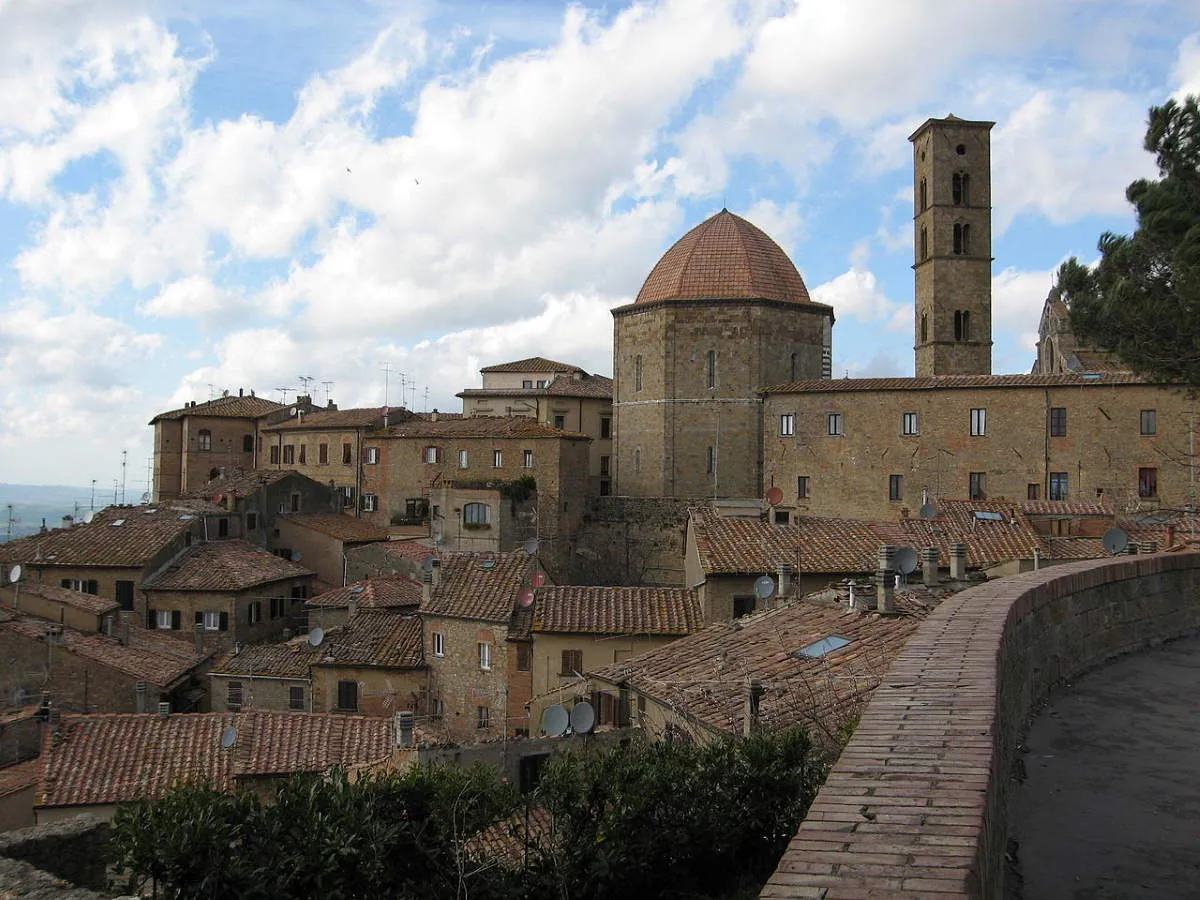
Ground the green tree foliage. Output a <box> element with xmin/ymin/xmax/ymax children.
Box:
<box><xmin>1063</xmin><ymin>96</ymin><xmax>1200</xmax><ymax>384</ymax></box>
<box><xmin>110</xmin><ymin>729</ymin><xmax>827</xmax><ymax>900</ymax></box>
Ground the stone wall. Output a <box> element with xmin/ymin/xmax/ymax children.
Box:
<box><xmin>424</xmin><ymin>615</ymin><xmax>511</xmax><ymax>743</ymax></box>
<box><xmin>0</xmin><ymin>816</ymin><xmax>113</xmax><ymax>893</ymax></box>
<box><xmin>761</xmin><ymin>551</ymin><xmax>1200</xmax><ymax>898</ymax></box>
<box><xmin>569</xmin><ymin>496</ymin><xmax>693</xmax><ymax>586</ymax></box>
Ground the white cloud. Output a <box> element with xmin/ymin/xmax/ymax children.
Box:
<box><xmin>811</xmin><ymin>261</ymin><xmax>904</xmax><ymax>326</ymax></box>
<box><xmin>141</xmin><ymin>274</ymin><xmax>239</xmax><ymax>319</ymax></box>
<box><xmin>1172</xmin><ymin>32</ymin><xmax>1200</xmax><ymax>99</ymax></box>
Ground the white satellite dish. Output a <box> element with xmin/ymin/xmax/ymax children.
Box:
<box><xmin>8</xmin><ymin>565</ymin><xmax>22</xmax><ymax>583</ymax></box>
<box><xmin>219</xmin><ymin>726</ymin><xmax>238</xmax><ymax>749</ymax></box>
<box><xmin>570</xmin><ymin>701</ymin><xmax>596</xmax><ymax>734</ymax></box>
<box><xmin>523</xmin><ymin>537</ymin><xmax>540</xmax><ymax>555</ymax></box>
<box><xmin>542</xmin><ymin>704</ymin><xmax>569</xmax><ymax>736</ymax></box>
<box><xmin>347</xmin><ymin>584</ymin><xmax>366</xmax><ymax>595</ymax></box>
<box><xmin>1102</xmin><ymin>527</ymin><xmax>1129</xmax><ymax>555</ymax></box>
<box><xmin>83</xmin><ymin>511</ymin><xmax>95</xmax><ymax>524</ymax></box>
<box><xmin>308</xmin><ymin>627</ymin><xmax>325</xmax><ymax>648</ymax></box>
<box><xmin>919</xmin><ymin>502</ymin><xmax>938</xmax><ymax>519</ymax></box>
<box><xmin>895</xmin><ymin>547</ymin><xmax>919</xmax><ymax>576</ymax></box>
<box><xmin>753</xmin><ymin>575</ymin><xmax>776</xmax><ymax>600</ymax></box>
<box><xmin>290</xmin><ymin>406</ymin><xmax>299</xmax><ymax>417</ymax></box>
<box><xmin>518</xmin><ymin>588</ymin><xmax>535</xmax><ymax>608</ymax></box>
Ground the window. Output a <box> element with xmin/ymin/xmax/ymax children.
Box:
<box><xmin>492</xmin><ymin>449</ymin><xmax>503</xmax><ymax>467</ymax></box>
<box><xmin>364</xmin><ymin>447</ymin><xmax>379</xmax><ymax>464</ymax></box>
<box><xmin>62</xmin><ymin>578</ymin><xmax>99</xmax><ymax>594</ymax></box>
<box><xmin>1141</xmin><ymin>409</ymin><xmax>1157</xmax><ymax>435</ymax></box>
<box><xmin>319</xmin><ymin>443</ymin><xmax>329</xmax><ymax>465</ymax></box>
<box><xmin>902</xmin><ymin>412</ymin><xmax>919</xmax><ymax>435</ymax></box>
<box><xmin>282</xmin><ymin>445</ymin><xmax>295</xmax><ymax>464</ymax></box>
<box><xmin>424</xmin><ymin>446</ymin><xmax>442</xmax><ymax>464</ymax></box>
<box><xmin>797</xmin><ymin>476</ymin><xmax>810</xmax><ymax>499</ymax></box>
<box><xmin>405</xmin><ymin>498</ymin><xmax>428</xmax><ymax>521</ymax></box>
<box><xmin>600</xmin><ymin>479</ymin><xmax>611</xmax><ymax>496</ymax></box>
<box><xmin>340</xmin><ymin>485</ymin><xmax>355</xmax><ymax>507</ymax></box>
<box><xmin>706</xmin><ymin>446</ymin><xmax>716</xmax><ymax>475</ymax></box>
<box><xmin>522</xmin><ymin>380</ymin><xmax>533</xmax><ymax>389</ymax></box>
<box><xmin>920</xmin><ymin>313</ymin><xmax>928</xmax><ymax>344</ymax></box>
<box><xmin>198</xmin><ymin>429</ymin><xmax>212</xmax><ymax>451</ymax></box>
<box><xmin>970</xmin><ymin>408</ymin><xmax>987</xmax><ymax>436</ymax></box>
<box><xmin>430</xmin><ymin>698</ymin><xmax>444</xmax><ymax>720</ymax></box>
<box><xmin>342</xmin><ymin>442</ymin><xmax>352</xmax><ymax>464</ymax></box>
<box><xmin>537</xmin><ymin>380</ymin><xmax>548</xmax><ymax>389</ymax></box>
<box><xmin>969</xmin><ymin>472</ymin><xmax>987</xmax><ymax>501</ymax></box>
<box><xmin>289</xmin><ymin>492</ymin><xmax>300</xmax><ymax>513</ymax></box>
<box><xmin>517</xmin><ymin>644</ymin><xmax>532</xmax><ymax>672</ymax></box>
<box><xmin>298</xmin><ymin>444</ymin><xmax>307</xmax><ymax>465</ymax></box>
<box><xmin>289</xmin><ymin>686</ymin><xmax>305</xmax><ymax>711</ymax></box>
<box><xmin>634</xmin><ymin>355</ymin><xmax>643</xmax><ymax>392</ymax></box>
<box><xmin>780</xmin><ymin>414</ymin><xmax>795</xmax><ymax>436</ymax></box>
<box><xmin>337</xmin><ymin>680</ymin><xmax>358</xmax><ymax>712</ymax></box>
<box><xmin>956</xmin><ymin>143</ymin><xmax>966</xmax><ymax>155</ymax></box>
<box><xmin>156</xmin><ymin>609</ymin><xmax>176</xmax><ymax>630</ymax></box>
<box><xmin>1049</xmin><ymin>407</ymin><xmax>1067</xmax><ymax>437</ymax></box>
<box><xmin>202</xmin><ymin>610</ymin><xmax>222</xmax><ymax>631</ymax></box>
<box><xmin>246</xmin><ymin>511</ymin><xmax>258</xmax><ymax>530</ymax></box>
<box><xmin>952</xmin><ymin>171</ymin><xmax>970</xmax><ymax>205</ymax></box>
<box><xmin>561</xmin><ymin>649</ymin><xmax>583</xmax><ymax>676</ymax></box>
<box><xmin>889</xmin><ymin>474</ymin><xmax>903</xmax><ymax>501</ymax></box>
<box><xmin>920</xmin><ymin>226</ymin><xmax>928</xmax><ymax>260</ymax></box>
<box><xmin>218</xmin><ymin>517</ymin><xmax>229</xmax><ymax>538</ymax></box>
<box><xmin>634</xmin><ymin>448</ymin><xmax>641</xmax><ymax>472</ymax></box>
<box><xmin>600</xmin><ymin>455</ymin><xmax>610</xmax><ymax>476</ymax></box>
<box><xmin>243</xmin><ymin>434</ymin><xmax>254</xmax><ymax>453</ymax></box>
<box><xmin>479</xmin><ymin>642</ymin><xmax>492</xmax><ymax>670</ymax></box>
<box><xmin>919</xmin><ymin>177</ymin><xmax>927</xmax><ymax>210</ymax></box>
<box><xmin>247</xmin><ymin>601</ymin><xmax>262</xmax><ymax>626</ymax></box>
<box><xmin>227</xmin><ymin>681</ymin><xmax>243</xmax><ymax>711</ymax></box>
<box><xmin>600</xmin><ymin>417</ymin><xmax>612</xmax><ymax>439</ymax></box>
<box><xmin>827</xmin><ymin>413</ymin><xmax>844</xmax><ymax>436</ymax></box>
<box><xmin>1139</xmin><ymin>467</ymin><xmax>1158</xmax><ymax>499</ymax></box>
<box><xmin>432</xmin><ymin>632</ymin><xmax>445</xmax><ymax>657</ymax></box>
<box><xmin>953</xmin><ymin>223</ymin><xmax>971</xmax><ymax>255</ymax></box>
<box><xmin>477</xmin><ymin>705</ymin><xmax>490</xmax><ymax>729</ymax></box>
<box><xmin>773</xmin><ymin>510</ymin><xmax>790</xmax><ymax>525</ymax></box>
<box><xmin>269</xmin><ymin>445</ymin><xmax>280</xmax><ymax>465</ymax></box>
<box><xmin>269</xmin><ymin>597</ymin><xmax>284</xmax><ymax>619</ymax></box>
<box><xmin>463</xmin><ymin>502</ymin><xmax>491</xmax><ymax>525</ymax></box>
<box><xmin>1027</xmin><ymin>483</ymin><xmax>1041</xmax><ymax>500</ymax></box>
<box><xmin>115</xmin><ymin>580</ymin><xmax>134</xmax><ymax>611</ymax></box>
<box><xmin>1049</xmin><ymin>472</ymin><xmax>1069</xmax><ymax>501</ymax></box>
<box><xmin>362</xmin><ymin>493</ymin><xmax>378</xmax><ymax>512</ymax></box>
<box><xmin>955</xmin><ymin>309</ymin><xmax>971</xmax><ymax>341</ymax></box>
<box><xmin>790</xmin><ymin>352</ymin><xmax>798</xmax><ymax>381</ymax></box>
<box><xmin>522</xmin><ymin>449</ymin><xmax>533</xmax><ymax>468</ymax></box>
<box><xmin>706</xmin><ymin>350</ymin><xmax>716</xmax><ymax>388</ymax></box>
<box><xmin>553</xmin><ymin>414</ymin><xmax>565</xmax><ymax>429</ymax></box>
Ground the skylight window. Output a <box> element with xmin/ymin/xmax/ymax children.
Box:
<box><xmin>110</xmin><ymin>519</ymin><xmax>126</xmax><ymax>527</ymax></box>
<box><xmin>793</xmin><ymin>635</ymin><xmax>852</xmax><ymax>659</ymax></box>
<box><xmin>973</xmin><ymin>511</ymin><xmax>1004</xmax><ymax>521</ymax></box>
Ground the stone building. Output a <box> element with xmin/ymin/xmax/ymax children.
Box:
<box><xmin>184</xmin><ymin>468</ymin><xmax>343</xmax><ymax>549</ymax></box>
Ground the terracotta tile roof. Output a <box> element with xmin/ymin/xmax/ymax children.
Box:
<box><xmin>884</xmin><ymin>499</ymin><xmax>1048</xmax><ymax>569</ymax></box>
<box><xmin>692</xmin><ymin>508</ymin><xmax>888</xmax><ymax>576</ymax></box>
<box><xmin>211</xmin><ymin>639</ymin><xmax>321</xmax><ymax>678</ymax></box>
<box><xmin>1017</xmin><ymin>499</ymin><xmax>1115</xmax><ymax>517</ymax></box>
<box><xmin>374</xmin><ymin>541</ymin><xmax>438</xmax><ymax>563</ymax></box>
<box><xmin>625</xmin><ymin>210</ymin><xmax>826</xmax><ymax>310</ymax></box>
<box><xmin>480</xmin><ymin>357</ymin><xmax>587</xmax><ymax>374</ymax></box>
<box><xmin>312</xmin><ymin>611</ymin><xmax>424</xmax><ymax>669</ymax></box>
<box><xmin>184</xmin><ymin>467</ymin><xmax>299</xmax><ymax>500</ymax></box>
<box><xmin>422</xmin><ymin>552</ymin><xmax>530</xmax><ymax>623</ymax></box>
<box><xmin>0</xmin><ymin>505</ymin><xmax>198</xmax><ymax>568</ymax></box>
<box><xmin>141</xmin><ymin>540</ymin><xmax>311</xmax><ymax>591</ymax></box>
<box><xmin>764</xmin><ymin>371</ymin><xmax>1155</xmax><ymax>394</ymax></box>
<box><xmin>508</xmin><ymin>604</ymin><xmax>534</xmax><ymax>641</ymax></box>
<box><xmin>262</xmin><ymin>407</ymin><xmax>389</xmax><ymax>432</ymax></box>
<box><xmin>467</xmin><ymin>805</ymin><xmax>553</xmax><ymax>868</ymax></box>
<box><xmin>532</xmin><ymin>586</ymin><xmax>702</xmax><ymax>636</ymax></box>
<box><xmin>0</xmin><ymin>609</ymin><xmax>211</xmax><ymax>688</ymax></box>
<box><xmin>286</xmin><ymin>513</ymin><xmax>389</xmax><ymax>543</ymax></box>
<box><xmin>459</xmin><ymin>373</ymin><xmax>614</xmax><ymax>402</ymax></box>
<box><xmin>0</xmin><ymin>759</ymin><xmax>40</xmax><ymax>798</ymax></box>
<box><xmin>36</xmin><ymin>710</ymin><xmax>395</xmax><ymax>807</ymax></box>
<box><xmin>150</xmin><ymin>394</ymin><xmax>285</xmax><ymax>423</ymax></box>
<box><xmin>307</xmin><ymin>576</ymin><xmax>423</xmax><ymax>609</ymax></box>
<box><xmin>381</xmin><ymin>416</ymin><xmax>588</xmax><ymax>441</ymax></box>
<box><xmin>1048</xmin><ymin>522</ymin><xmax>1197</xmax><ymax>560</ymax></box>
<box><xmin>14</xmin><ymin>581</ymin><xmax>119</xmax><ymax>616</ymax></box>
<box><xmin>590</xmin><ymin>598</ymin><xmax>931</xmax><ymax>738</ymax></box>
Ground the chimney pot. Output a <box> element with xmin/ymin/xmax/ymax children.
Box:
<box><xmin>395</xmin><ymin>710</ymin><xmax>415</xmax><ymax>748</ymax></box>
<box><xmin>158</xmin><ymin>701</ymin><xmax>171</xmax><ymax>718</ymax></box>
<box><xmin>949</xmin><ymin>542</ymin><xmax>967</xmax><ymax>580</ymax></box>
<box><xmin>921</xmin><ymin>547</ymin><xmax>940</xmax><ymax>586</ymax></box>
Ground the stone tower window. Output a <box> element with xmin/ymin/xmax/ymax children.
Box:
<box><xmin>790</xmin><ymin>352</ymin><xmax>797</xmax><ymax>381</ymax></box>
<box><xmin>634</xmin><ymin>448</ymin><xmax>641</xmax><ymax>472</ymax></box>
<box><xmin>952</xmin><ymin>172</ymin><xmax>970</xmax><ymax>205</ymax></box>
<box><xmin>920</xmin><ymin>226</ymin><xmax>928</xmax><ymax>260</ymax></box>
<box><xmin>919</xmin><ymin>177</ymin><xmax>927</xmax><ymax>210</ymax></box>
<box><xmin>706</xmin><ymin>446</ymin><xmax>716</xmax><ymax>474</ymax></box>
<box><xmin>706</xmin><ymin>350</ymin><xmax>716</xmax><ymax>389</ymax></box>
<box><xmin>634</xmin><ymin>355</ymin><xmax>643</xmax><ymax>392</ymax></box>
<box><xmin>954</xmin><ymin>310</ymin><xmax>971</xmax><ymax>341</ymax></box>
<box><xmin>953</xmin><ymin>223</ymin><xmax>971</xmax><ymax>255</ymax></box>
<box><xmin>920</xmin><ymin>313</ymin><xmax>928</xmax><ymax>344</ymax></box>
<box><xmin>956</xmin><ymin>143</ymin><xmax>966</xmax><ymax>155</ymax></box>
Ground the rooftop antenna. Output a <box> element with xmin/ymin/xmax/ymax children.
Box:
<box><xmin>208</xmin><ymin>383</ymin><xmax>216</xmax><ymax>400</ymax></box>
<box><xmin>542</xmin><ymin>705</ymin><xmax>569</xmax><ymax>736</ymax></box>
<box><xmin>423</xmin><ymin>386</ymin><xmax>430</xmax><ymax>413</ymax></box>
<box><xmin>5</xmin><ymin>504</ymin><xmax>19</xmax><ymax>542</ymax></box>
<box><xmin>276</xmin><ymin>387</ymin><xmax>296</xmax><ymax>404</ymax></box>
<box><xmin>321</xmin><ymin>381</ymin><xmax>335</xmax><ymax>405</ymax></box>
<box><xmin>298</xmin><ymin>376</ymin><xmax>314</xmax><ymax>395</ymax></box>
<box><xmin>381</xmin><ymin>363</ymin><xmax>392</xmax><ymax>406</ymax></box>
<box><xmin>90</xmin><ymin>479</ymin><xmax>96</xmax><ymax>512</ymax></box>
<box><xmin>144</xmin><ymin>457</ymin><xmax>153</xmax><ymax>503</ymax></box>
<box><xmin>120</xmin><ymin>449</ymin><xmax>127</xmax><ymax>505</ymax></box>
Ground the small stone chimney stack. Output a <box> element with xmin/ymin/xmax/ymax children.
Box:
<box><xmin>395</xmin><ymin>710</ymin><xmax>415</xmax><ymax>748</ymax></box>
<box><xmin>949</xmin><ymin>542</ymin><xmax>968</xmax><ymax>580</ymax></box>
<box><xmin>876</xmin><ymin>545</ymin><xmax>896</xmax><ymax>613</ymax></box>
<box><xmin>921</xmin><ymin>547</ymin><xmax>940</xmax><ymax>586</ymax></box>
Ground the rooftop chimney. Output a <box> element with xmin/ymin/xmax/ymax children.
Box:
<box><xmin>239</xmin><ymin>388</ymin><xmax>244</xmax><ymax>397</ymax></box>
<box><xmin>949</xmin><ymin>543</ymin><xmax>967</xmax><ymax>580</ymax></box>
<box><xmin>158</xmin><ymin>701</ymin><xmax>171</xmax><ymax>718</ymax></box>
<box><xmin>921</xmin><ymin>547</ymin><xmax>939</xmax><ymax>586</ymax></box>
<box><xmin>395</xmin><ymin>710</ymin><xmax>415</xmax><ymax>748</ymax></box>
<box><xmin>348</xmin><ymin>595</ymin><xmax>359</xmax><ymax>618</ymax></box>
<box><xmin>135</xmin><ymin>681</ymin><xmax>147</xmax><ymax>714</ymax></box>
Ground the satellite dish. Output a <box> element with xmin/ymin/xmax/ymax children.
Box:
<box><xmin>1102</xmin><ymin>527</ymin><xmax>1130</xmax><ymax>555</ymax></box>
<box><xmin>753</xmin><ymin>575</ymin><xmax>776</xmax><ymax>600</ymax></box>
<box><xmin>347</xmin><ymin>584</ymin><xmax>365</xmax><ymax>594</ymax></box>
<box><xmin>480</xmin><ymin>555</ymin><xmax>497</xmax><ymax>570</ymax></box>
<box><xmin>212</xmin><ymin>493</ymin><xmax>224</xmax><ymax>504</ymax></box>
<box><xmin>290</xmin><ymin>406</ymin><xmax>299</xmax><ymax>417</ymax></box>
<box><xmin>290</xmin><ymin>550</ymin><xmax>303</xmax><ymax>562</ymax></box>
<box><xmin>220</xmin><ymin>726</ymin><xmax>238</xmax><ymax>749</ymax></box>
<box><xmin>83</xmin><ymin>511</ymin><xmax>95</xmax><ymax>524</ymax></box>
<box><xmin>8</xmin><ymin>565</ymin><xmax>21</xmax><ymax>583</ymax></box>
<box><xmin>523</xmin><ymin>537</ymin><xmax>540</xmax><ymax>555</ymax></box>
<box><xmin>531</xmin><ymin>571</ymin><xmax>547</xmax><ymax>588</ymax></box>
<box><xmin>542</xmin><ymin>705</ymin><xmax>569</xmax><ymax>736</ymax></box>
<box><xmin>380</xmin><ymin>406</ymin><xmax>390</xmax><ymax>416</ymax></box>
<box><xmin>308</xmin><ymin>627</ymin><xmax>325</xmax><ymax>648</ymax></box>
<box><xmin>421</xmin><ymin>555</ymin><xmax>437</xmax><ymax>571</ymax></box>
<box><xmin>895</xmin><ymin>547</ymin><xmax>919</xmax><ymax>575</ymax></box>
<box><xmin>518</xmin><ymin>588</ymin><xmax>535</xmax><ymax>608</ymax></box>
<box><xmin>765</xmin><ymin>486</ymin><xmax>784</xmax><ymax>506</ymax></box>
<box><xmin>570</xmin><ymin>701</ymin><xmax>596</xmax><ymax>734</ymax></box>
<box><xmin>919</xmin><ymin>502</ymin><xmax>938</xmax><ymax>519</ymax></box>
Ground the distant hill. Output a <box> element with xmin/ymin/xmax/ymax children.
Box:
<box><xmin>0</xmin><ymin>483</ymin><xmax>107</xmax><ymax>543</ymax></box>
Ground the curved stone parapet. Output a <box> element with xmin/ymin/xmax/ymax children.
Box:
<box><xmin>762</xmin><ymin>552</ymin><xmax>1200</xmax><ymax>898</ymax></box>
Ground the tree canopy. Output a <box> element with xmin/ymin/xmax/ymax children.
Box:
<box><xmin>1062</xmin><ymin>95</ymin><xmax>1200</xmax><ymax>385</ymax></box>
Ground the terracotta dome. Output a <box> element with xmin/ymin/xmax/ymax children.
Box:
<box><xmin>634</xmin><ymin>209</ymin><xmax>814</xmax><ymax>306</ymax></box>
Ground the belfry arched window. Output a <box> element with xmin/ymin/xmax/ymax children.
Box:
<box><xmin>953</xmin><ymin>223</ymin><xmax>971</xmax><ymax>255</ymax></box>
<box><xmin>952</xmin><ymin>172</ymin><xmax>970</xmax><ymax>206</ymax></box>
<box><xmin>920</xmin><ymin>313</ymin><xmax>928</xmax><ymax>344</ymax></box>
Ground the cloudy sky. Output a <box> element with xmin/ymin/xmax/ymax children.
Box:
<box><xmin>1</xmin><ymin>0</ymin><xmax>1197</xmax><ymax>495</ymax></box>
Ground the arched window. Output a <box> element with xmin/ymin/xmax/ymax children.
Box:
<box><xmin>920</xmin><ymin>226</ymin><xmax>928</xmax><ymax>260</ymax></box>
<box><xmin>953</xmin><ymin>223</ymin><xmax>964</xmax><ymax>255</ymax></box>
<box><xmin>706</xmin><ymin>350</ymin><xmax>716</xmax><ymax>388</ymax></box>
<box><xmin>198</xmin><ymin>429</ymin><xmax>212</xmax><ymax>451</ymax></box>
<box><xmin>634</xmin><ymin>448</ymin><xmax>641</xmax><ymax>473</ymax></box>
<box><xmin>952</xmin><ymin>172</ymin><xmax>969</xmax><ymax>205</ymax></box>
<box><xmin>919</xmin><ymin>177</ymin><xmax>927</xmax><ymax>211</ymax></box>
<box><xmin>634</xmin><ymin>355</ymin><xmax>643</xmax><ymax>392</ymax></box>
<box><xmin>954</xmin><ymin>310</ymin><xmax>971</xmax><ymax>341</ymax></box>
<box><xmin>961</xmin><ymin>223</ymin><xmax>970</xmax><ymax>254</ymax></box>
<box><xmin>790</xmin><ymin>352</ymin><xmax>798</xmax><ymax>381</ymax></box>
<box><xmin>920</xmin><ymin>313</ymin><xmax>928</xmax><ymax>344</ymax></box>
<box><xmin>463</xmin><ymin>503</ymin><xmax>491</xmax><ymax>525</ymax></box>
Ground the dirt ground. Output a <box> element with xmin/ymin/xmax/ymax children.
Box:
<box><xmin>1009</xmin><ymin>634</ymin><xmax>1200</xmax><ymax>899</ymax></box>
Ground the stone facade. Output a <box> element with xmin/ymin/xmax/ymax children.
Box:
<box><xmin>140</xmin><ymin>581</ymin><xmax>312</xmax><ymax>654</ymax></box>
<box><xmin>569</xmin><ymin>496</ymin><xmax>693</xmax><ymax>586</ymax></box>
<box><xmin>911</xmin><ymin>115</ymin><xmax>994</xmax><ymax>377</ymax></box>
<box><xmin>310</xmin><ymin>663</ymin><xmax>425</xmax><ymax>718</ymax></box>
<box><xmin>763</xmin><ymin>376</ymin><xmax>1198</xmax><ymax>522</ymax></box>
<box><xmin>423</xmin><ymin>615</ymin><xmax>511</xmax><ymax>742</ymax></box>
<box><xmin>209</xmin><ymin>671</ymin><xmax>310</xmax><ymax>713</ymax></box>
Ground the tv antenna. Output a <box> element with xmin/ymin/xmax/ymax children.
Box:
<box><xmin>1101</xmin><ymin>527</ymin><xmax>1129</xmax><ymax>555</ymax></box>
<box><xmin>298</xmin><ymin>376</ymin><xmax>314</xmax><ymax>395</ymax></box>
<box><xmin>542</xmin><ymin>705</ymin><xmax>569</xmax><ymax>736</ymax></box>
<box><xmin>321</xmin><ymin>381</ymin><xmax>335</xmax><ymax>405</ymax></box>
<box><xmin>381</xmin><ymin>363</ymin><xmax>393</xmax><ymax>406</ymax></box>
<box><xmin>276</xmin><ymin>387</ymin><xmax>297</xmax><ymax>404</ymax></box>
